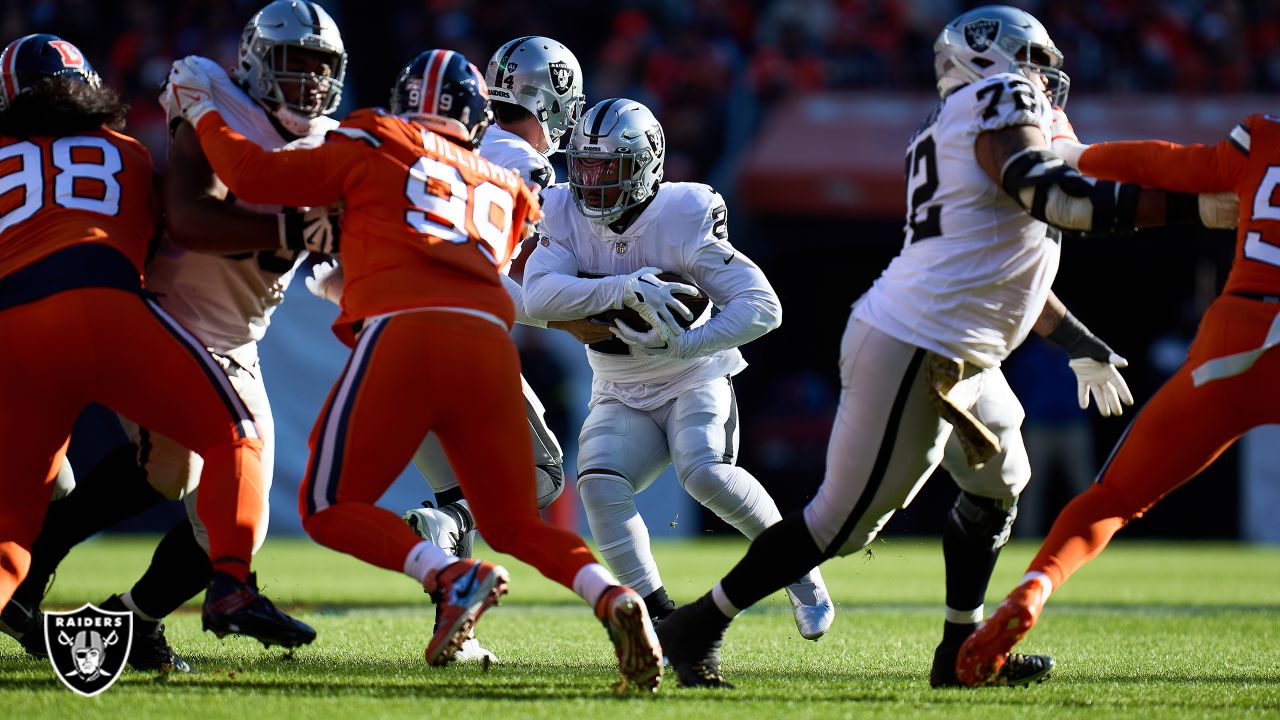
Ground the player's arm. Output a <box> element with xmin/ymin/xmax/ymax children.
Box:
<box><xmin>1033</xmin><ymin>290</ymin><xmax>1134</xmax><ymax>417</ymax></box>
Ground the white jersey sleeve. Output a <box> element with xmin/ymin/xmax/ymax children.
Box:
<box><xmin>968</xmin><ymin>72</ymin><xmax>1051</xmax><ymax>135</ymax></box>
<box><xmin>478</xmin><ymin>126</ymin><xmax>555</xmax><ymax>190</ymax></box>
<box><xmin>523</xmin><ymin>186</ymin><xmax>630</xmax><ymax>320</ymax></box>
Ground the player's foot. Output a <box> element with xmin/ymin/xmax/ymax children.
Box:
<box><xmin>423</xmin><ymin>559</ymin><xmax>508</xmax><ymax>666</ymax></box>
<box><xmin>955</xmin><ymin>577</ymin><xmax>1051</xmax><ymax>686</ymax></box>
<box><xmin>100</xmin><ymin>594</ymin><xmax>191</xmax><ymax>673</ymax></box>
<box><xmin>202</xmin><ymin>571</ymin><xmax>317</xmax><ymax>649</ymax></box>
<box><xmin>454</xmin><ymin>634</ymin><xmax>498</xmax><ymax>664</ymax></box>
<box><xmin>404</xmin><ymin>503</ymin><xmax>462</xmax><ymax>555</ymax></box>
<box><xmin>931</xmin><ymin>640</ymin><xmax>1053</xmax><ymax>687</ymax></box>
<box><xmin>595</xmin><ymin>585</ymin><xmax>662</xmax><ymax>694</ymax></box>
<box><xmin>654</xmin><ymin>595</ymin><xmax>733</xmax><ymax>689</ymax></box>
<box><xmin>0</xmin><ymin>597</ymin><xmax>47</xmax><ymax>658</ymax></box>
<box><xmin>784</xmin><ymin>569</ymin><xmax>835</xmax><ymax>640</ymax></box>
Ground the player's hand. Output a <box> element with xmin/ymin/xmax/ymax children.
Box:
<box><xmin>279</xmin><ymin>206</ymin><xmax>341</xmax><ymax>254</ymax></box>
<box><xmin>167</xmin><ymin>56</ymin><xmax>216</xmax><ymax>126</ymax></box>
<box><xmin>1198</xmin><ymin>192</ymin><xmax>1239</xmax><ymax>229</ymax></box>
<box><xmin>1068</xmin><ymin>353</ymin><xmax>1134</xmax><ymax>417</ymax></box>
<box><xmin>548</xmin><ymin>318</ymin><xmax>615</xmax><ymax>344</ymax></box>
<box><xmin>305</xmin><ymin>258</ymin><xmax>344</xmax><ymax>305</ymax></box>
<box><xmin>619</xmin><ymin>267</ymin><xmax>697</xmax><ymax>341</ymax></box>
<box><xmin>610</xmin><ymin>320</ymin><xmax>687</xmax><ymax>359</ymax></box>
<box><xmin>1049</xmin><ymin>106</ymin><xmax>1089</xmax><ymax>168</ymax></box>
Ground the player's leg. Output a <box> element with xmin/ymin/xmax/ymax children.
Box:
<box><xmin>667</xmin><ymin>376</ymin><xmax>834</xmax><ymax>639</ymax></box>
<box><xmin>659</xmin><ymin>319</ymin><xmax>947</xmax><ymax>686</ymax></box>
<box><xmin>522</xmin><ymin>374</ymin><xmax>567</xmax><ymax>508</ymax></box>
<box><xmin>575</xmin><ymin>398</ymin><xmax>671</xmax><ymax>618</ymax></box>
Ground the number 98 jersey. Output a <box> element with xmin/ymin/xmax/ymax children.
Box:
<box><xmin>0</xmin><ymin>128</ymin><xmax>157</xmax><ymax>278</ymax></box>
<box><xmin>853</xmin><ymin>72</ymin><xmax>1059</xmax><ymax>369</ymax></box>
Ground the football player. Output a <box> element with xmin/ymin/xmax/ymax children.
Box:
<box><xmin>958</xmin><ymin>112</ymin><xmax>1271</xmax><ymax>686</ymax></box>
<box><xmin>0</xmin><ymin>33</ymin><xmax>313</xmax><ymax>654</ymax></box>
<box><xmin>168</xmin><ymin>48</ymin><xmax>664</xmax><ymax>692</ymax></box>
<box><xmin>0</xmin><ymin>0</ymin><xmax>344</xmax><ymax>670</ymax></box>
<box><xmin>522</xmin><ymin>98</ymin><xmax>835</xmax><ymax>638</ymax></box>
<box><xmin>653</xmin><ymin>5</ymin><xmax>1237</xmax><ymax>688</ymax></box>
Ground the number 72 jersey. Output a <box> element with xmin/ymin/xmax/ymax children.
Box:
<box><xmin>854</xmin><ymin>72</ymin><xmax>1061</xmax><ymax>369</ymax></box>
<box><xmin>0</xmin><ymin>128</ymin><xmax>157</xmax><ymax>278</ymax></box>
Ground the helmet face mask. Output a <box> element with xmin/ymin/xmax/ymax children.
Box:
<box><xmin>485</xmin><ymin>36</ymin><xmax>584</xmax><ymax>155</ymax></box>
<box><xmin>933</xmin><ymin>5</ymin><xmax>1070</xmax><ymax>107</ymax></box>
<box><xmin>236</xmin><ymin>1</ymin><xmax>346</xmax><ymax>120</ymax></box>
<box><xmin>567</xmin><ymin>99</ymin><xmax>665</xmax><ymax>225</ymax></box>
<box><xmin>390</xmin><ymin>50</ymin><xmax>492</xmax><ymax>149</ymax></box>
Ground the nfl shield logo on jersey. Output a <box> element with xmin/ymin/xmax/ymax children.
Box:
<box><xmin>964</xmin><ymin>19</ymin><xmax>1000</xmax><ymax>51</ymax></box>
<box><xmin>548</xmin><ymin>61</ymin><xmax>574</xmax><ymax>95</ymax></box>
<box><xmin>44</xmin><ymin>604</ymin><xmax>132</xmax><ymax>697</ymax></box>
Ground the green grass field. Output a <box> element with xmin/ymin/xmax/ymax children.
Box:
<box><xmin>2</xmin><ymin>536</ymin><xmax>1277</xmax><ymax>719</ymax></box>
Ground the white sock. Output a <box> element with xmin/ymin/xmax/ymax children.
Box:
<box><xmin>572</xmin><ymin>563</ymin><xmax>617</xmax><ymax>607</ymax></box>
<box><xmin>946</xmin><ymin>605</ymin><xmax>984</xmax><ymax>624</ymax></box>
<box><xmin>118</xmin><ymin>591</ymin><xmax>160</xmax><ymax>622</ymax></box>
<box><xmin>710</xmin><ymin>583</ymin><xmax>741</xmax><ymax>619</ymax></box>
<box><xmin>403</xmin><ymin>540</ymin><xmax>454</xmax><ymax>584</ymax></box>
<box><xmin>1021</xmin><ymin>571</ymin><xmax>1054</xmax><ymax>596</ymax></box>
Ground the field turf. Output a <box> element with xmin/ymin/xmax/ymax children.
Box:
<box><xmin>1</xmin><ymin>536</ymin><xmax>1277</xmax><ymax>718</ymax></box>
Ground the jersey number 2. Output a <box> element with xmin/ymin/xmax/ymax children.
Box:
<box><xmin>404</xmin><ymin>156</ymin><xmax>514</xmax><ymax>264</ymax></box>
<box><xmin>0</xmin><ymin>137</ymin><xmax>123</xmax><ymax>234</ymax></box>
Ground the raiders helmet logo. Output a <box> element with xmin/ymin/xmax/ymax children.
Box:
<box><xmin>548</xmin><ymin>61</ymin><xmax>574</xmax><ymax>96</ymax></box>
<box><xmin>963</xmin><ymin>19</ymin><xmax>1001</xmax><ymax>52</ymax></box>
<box><xmin>44</xmin><ymin>604</ymin><xmax>132</xmax><ymax>697</ymax></box>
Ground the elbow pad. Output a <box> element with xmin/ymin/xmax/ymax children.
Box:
<box><xmin>1001</xmin><ymin>148</ymin><xmax>1140</xmax><ymax>235</ymax></box>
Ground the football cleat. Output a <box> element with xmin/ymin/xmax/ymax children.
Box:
<box><xmin>404</xmin><ymin>502</ymin><xmax>474</xmax><ymax>558</ymax></box>
<box><xmin>423</xmin><ymin>559</ymin><xmax>509</xmax><ymax>666</ymax></box>
<box><xmin>932</xmin><ymin>640</ymin><xmax>1054</xmax><ymax>688</ymax></box>
<box><xmin>653</xmin><ymin>597</ymin><xmax>732</xmax><ymax>689</ymax></box>
<box><xmin>0</xmin><ymin>597</ymin><xmax>47</xmax><ymax>658</ymax></box>
<box><xmin>454</xmin><ymin>634</ymin><xmax>498</xmax><ymax>664</ymax></box>
<box><xmin>784</xmin><ymin>568</ymin><xmax>835</xmax><ymax>641</ymax></box>
<box><xmin>595</xmin><ymin>585</ymin><xmax>662</xmax><ymax>694</ymax></box>
<box><xmin>201</xmin><ymin>571</ymin><xmax>317</xmax><ymax>649</ymax></box>
<box><xmin>100</xmin><ymin>595</ymin><xmax>191</xmax><ymax>673</ymax></box>
<box><xmin>955</xmin><ymin>578</ymin><xmax>1051</xmax><ymax>687</ymax></box>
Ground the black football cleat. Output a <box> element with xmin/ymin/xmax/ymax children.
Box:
<box><xmin>201</xmin><ymin>572</ymin><xmax>316</xmax><ymax>649</ymax></box>
<box><xmin>0</xmin><ymin>598</ymin><xmax>48</xmax><ymax>658</ymax></box>
<box><xmin>654</xmin><ymin>598</ymin><xmax>734</xmax><ymax>689</ymax></box>
<box><xmin>931</xmin><ymin>641</ymin><xmax>1053</xmax><ymax>688</ymax></box>
<box><xmin>100</xmin><ymin>594</ymin><xmax>191</xmax><ymax>673</ymax></box>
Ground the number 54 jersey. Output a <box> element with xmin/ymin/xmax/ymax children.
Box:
<box><xmin>853</xmin><ymin>72</ymin><xmax>1059</xmax><ymax>369</ymax></box>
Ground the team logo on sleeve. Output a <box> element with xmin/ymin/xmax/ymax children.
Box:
<box><xmin>44</xmin><ymin>604</ymin><xmax>132</xmax><ymax>697</ymax></box>
<box><xmin>548</xmin><ymin>61</ymin><xmax>574</xmax><ymax>95</ymax></box>
<box><xmin>963</xmin><ymin>19</ymin><xmax>1000</xmax><ymax>51</ymax></box>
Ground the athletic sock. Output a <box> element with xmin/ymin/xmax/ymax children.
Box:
<box><xmin>642</xmin><ymin>586</ymin><xmax>676</xmax><ymax>621</ymax></box>
<box><xmin>129</xmin><ymin>519</ymin><xmax>213</xmax><ymax>619</ymax></box>
<box><xmin>573</xmin><ymin>563</ymin><xmax>617</xmax><ymax>608</ymax></box>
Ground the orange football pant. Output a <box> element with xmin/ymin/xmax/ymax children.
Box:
<box><xmin>299</xmin><ymin>310</ymin><xmax>596</xmax><ymax>588</ymax></box>
<box><xmin>0</xmin><ymin>288</ymin><xmax>264</xmax><ymax>610</ymax></box>
<box><xmin>1030</xmin><ymin>294</ymin><xmax>1280</xmax><ymax>589</ymax></box>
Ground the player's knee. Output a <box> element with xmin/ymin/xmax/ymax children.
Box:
<box><xmin>1081</xmin><ymin>480</ymin><xmax>1152</xmax><ymax>523</ymax></box>
<box><xmin>677</xmin><ymin>462</ymin><xmax>728</xmax><ymax>505</ymax></box>
<box><xmin>945</xmin><ymin>491</ymin><xmax>1018</xmax><ymax>551</ymax></box>
<box><xmin>576</xmin><ymin>471</ymin><xmax>633</xmax><ymax>513</ymax></box>
<box><xmin>534</xmin><ymin>461</ymin><xmax>564</xmax><ymax>509</ymax></box>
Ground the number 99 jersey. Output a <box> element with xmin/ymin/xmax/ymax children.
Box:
<box><xmin>853</xmin><ymin>72</ymin><xmax>1059</xmax><ymax>369</ymax></box>
<box><xmin>0</xmin><ymin>127</ymin><xmax>157</xmax><ymax>278</ymax></box>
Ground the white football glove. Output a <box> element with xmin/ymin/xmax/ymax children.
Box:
<box><xmin>610</xmin><ymin>320</ymin><xmax>688</xmax><ymax>359</ymax></box>
<box><xmin>166</xmin><ymin>56</ymin><xmax>217</xmax><ymax>126</ymax></box>
<box><xmin>305</xmin><ymin>258</ymin><xmax>345</xmax><ymax>306</ymax></box>
<box><xmin>1068</xmin><ymin>353</ymin><xmax>1135</xmax><ymax>417</ymax></box>
<box><xmin>1049</xmin><ymin>106</ymin><xmax>1089</xmax><ymax>168</ymax></box>
<box><xmin>279</xmin><ymin>206</ymin><xmax>341</xmax><ymax>254</ymax></box>
<box><xmin>619</xmin><ymin>267</ymin><xmax>697</xmax><ymax>342</ymax></box>
<box><xmin>1198</xmin><ymin>192</ymin><xmax>1239</xmax><ymax>229</ymax></box>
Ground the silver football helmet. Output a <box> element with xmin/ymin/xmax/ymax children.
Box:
<box><xmin>485</xmin><ymin>36</ymin><xmax>584</xmax><ymax>155</ymax></box>
<box><xmin>934</xmin><ymin>5</ymin><xmax>1069</xmax><ymax>107</ymax></box>
<box><xmin>566</xmin><ymin>98</ymin><xmax>664</xmax><ymax>225</ymax></box>
<box><xmin>236</xmin><ymin>0</ymin><xmax>346</xmax><ymax>121</ymax></box>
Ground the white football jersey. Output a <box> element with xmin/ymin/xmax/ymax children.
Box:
<box><xmin>479</xmin><ymin>125</ymin><xmax>555</xmax><ymax>190</ymax></box>
<box><xmin>853</xmin><ymin>72</ymin><xmax>1060</xmax><ymax>369</ymax></box>
<box><xmin>524</xmin><ymin>182</ymin><xmax>781</xmax><ymax>410</ymax></box>
<box><xmin>152</xmin><ymin>55</ymin><xmax>338</xmax><ymax>364</ymax></box>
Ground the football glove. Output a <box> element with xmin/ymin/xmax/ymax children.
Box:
<box><xmin>167</xmin><ymin>56</ymin><xmax>217</xmax><ymax>126</ymax></box>
<box><xmin>1068</xmin><ymin>354</ymin><xmax>1134</xmax><ymax>417</ymax></box>
<box><xmin>619</xmin><ymin>267</ymin><xmax>697</xmax><ymax>342</ymax></box>
<box><xmin>304</xmin><ymin>258</ymin><xmax>344</xmax><ymax>305</ymax></box>
<box><xmin>610</xmin><ymin>320</ymin><xmax>689</xmax><ymax>359</ymax></box>
<box><xmin>279</xmin><ymin>206</ymin><xmax>341</xmax><ymax>254</ymax></box>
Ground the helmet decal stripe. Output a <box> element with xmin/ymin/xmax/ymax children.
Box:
<box><xmin>300</xmin><ymin>1</ymin><xmax>319</xmax><ymax>28</ymax></box>
<box><xmin>492</xmin><ymin>36</ymin><xmax>534</xmax><ymax>95</ymax></box>
<box><xmin>423</xmin><ymin>50</ymin><xmax>453</xmax><ymax>116</ymax></box>
<box><xmin>1</xmin><ymin>36</ymin><xmax>31</xmax><ymax>106</ymax></box>
<box><xmin>588</xmin><ymin>97</ymin><xmax>621</xmax><ymax>138</ymax></box>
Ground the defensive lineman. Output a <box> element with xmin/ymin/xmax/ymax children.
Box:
<box><xmin>523</xmin><ymin>98</ymin><xmax>834</xmax><ymax>638</ymax></box>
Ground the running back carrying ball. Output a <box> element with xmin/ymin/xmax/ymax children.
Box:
<box><xmin>591</xmin><ymin>272</ymin><xmax>710</xmax><ymax>332</ymax></box>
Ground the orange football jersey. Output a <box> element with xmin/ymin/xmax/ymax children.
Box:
<box><xmin>0</xmin><ymin>127</ymin><xmax>157</xmax><ymax>278</ymax></box>
<box><xmin>194</xmin><ymin>108</ymin><xmax>539</xmax><ymax>344</ymax></box>
<box><xmin>1078</xmin><ymin>114</ymin><xmax>1280</xmax><ymax>297</ymax></box>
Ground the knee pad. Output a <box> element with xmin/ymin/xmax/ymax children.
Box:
<box><xmin>945</xmin><ymin>491</ymin><xmax>1018</xmax><ymax>551</ymax></box>
<box><xmin>678</xmin><ymin>463</ymin><xmax>727</xmax><ymax>505</ymax></box>
<box><xmin>576</xmin><ymin>471</ymin><xmax>634</xmax><ymax>513</ymax></box>
<box><xmin>534</xmin><ymin>461</ymin><xmax>565</xmax><ymax>509</ymax></box>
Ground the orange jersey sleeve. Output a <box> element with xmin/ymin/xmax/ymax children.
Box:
<box><xmin>0</xmin><ymin>128</ymin><xmax>157</xmax><ymax>278</ymax></box>
<box><xmin>1078</xmin><ymin>136</ymin><xmax>1248</xmax><ymax>194</ymax></box>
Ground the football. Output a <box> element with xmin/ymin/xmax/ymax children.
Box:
<box><xmin>591</xmin><ymin>272</ymin><xmax>710</xmax><ymax>332</ymax></box>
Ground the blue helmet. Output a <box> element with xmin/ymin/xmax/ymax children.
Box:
<box><xmin>390</xmin><ymin>49</ymin><xmax>491</xmax><ymax>149</ymax></box>
<box><xmin>0</xmin><ymin>34</ymin><xmax>100</xmax><ymax>112</ymax></box>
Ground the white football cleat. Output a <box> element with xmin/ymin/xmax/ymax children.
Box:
<box><xmin>453</xmin><ymin>633</ymin><xmax>498</xmax><ymax>664</ymax></box>
<box><xmin>403</xmin><ymin>504</ymin><xmax>461</xmax><ymax>555</ymax></box>
<box><xmin>785</xmin><ymin>568</ymin><xmax>835</xmax><ymax>641</ymax></box>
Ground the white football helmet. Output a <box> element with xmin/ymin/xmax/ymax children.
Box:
<box><xmin>934</xmin><ymin>5</ymin><xmax>1069</xmax><ymax>107</ymax></box>
<box><xmin>236</xmin><ymin>0</ymin><xmax>346</xmax><ymax>122</ymax></box>
<box><xmin>566</xmin><ymin>98</ymin><xmax>665</xmax><ymax>225</ymax></box>
<box><xmin>485</xmin><ymin>36</ymin><xmax>584</xmax><ymax>155</ymax></box>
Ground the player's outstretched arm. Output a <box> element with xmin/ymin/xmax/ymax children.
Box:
<box><xmin>1033</xmin><ymin>290</ymin><xmax>1134</xmax><ymax>417</ymax></box>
